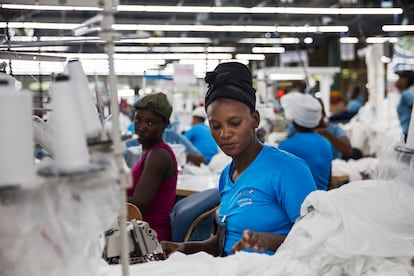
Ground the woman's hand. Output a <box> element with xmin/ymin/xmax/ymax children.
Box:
<box><xmin>231</xmin><ymin>229</ymin><xmax>266</xmax><ymax>253</ymax></box>
<box><xmin>231</xmin><ymin>230</ymin><xmax>286</xmax><ymax>254</ymax></box>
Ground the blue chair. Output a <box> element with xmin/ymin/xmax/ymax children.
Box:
<box><xmin>170</xmin><ymin>188</ymin><xmax>220</xmax><ymax>242</ymax></box>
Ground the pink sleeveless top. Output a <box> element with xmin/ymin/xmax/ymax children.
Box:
<box><xmin>127</xmin><ymin>142</ymin><xmax>178</xmax><ymax>241</ymax></box>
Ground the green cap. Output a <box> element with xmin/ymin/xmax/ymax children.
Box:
<box><xmin>133</xmin><ymin>92</ymin><xmax>172</xmax><ymax>122</ymax></box>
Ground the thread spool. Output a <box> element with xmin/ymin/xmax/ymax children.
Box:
<box><xmin>65</xmin><ymin>59</ymin><xmax>102</xmax><ymax>139</ymax></box>
<box><xmin>49</xmin><ymin>74</ymin><xmax>90</xmax><ymax>173</ymax></box>
<box><xmin>0</xmin><ymin>78</ymin><xmax>34</xmax><ymax>187</ymax></box>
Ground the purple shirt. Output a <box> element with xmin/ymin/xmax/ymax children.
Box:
<box><xmin>128</xmin><ymin>142</ymin><xmax>178</xmax><ymax>241</ymax></box>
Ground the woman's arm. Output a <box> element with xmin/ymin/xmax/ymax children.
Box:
<box><xmin>128</xmin><ymin>147</ymin><xmax>174</xmax><ymax>213</ymax></box>
<box><xmin>315</xmin><ymin>127</ymin><xmax>353</xmax><ymax>157</ymax></box>
<box><xmin>161</xmin><ymin>233</ymin><xmax>220</xmax><ymax>258</ymax></box>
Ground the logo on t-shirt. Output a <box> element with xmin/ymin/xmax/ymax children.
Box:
<box><xmin>237</xmin><ymin>197</ymin><xmax>252</xmax><ymax>207</ymax></box>
<box><xmin>237</xmin><ymin>188</ymin><xmax>255</xmax><ymax>207</ymax></box>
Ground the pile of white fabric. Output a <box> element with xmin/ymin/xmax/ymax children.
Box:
<box><xmin>101</xmin><ymin>144</ymin><xmax>414</xmax><ymax>276</ymax></box>
<box><xmin>342</xmin><ymin>94</ymin><xmax>402</xmax><ymax>157</ymax></box>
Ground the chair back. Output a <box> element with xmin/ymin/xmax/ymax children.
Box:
<box><xmin>170</xmin><ymin>188</ymin><xmax>220</xmax><ymax>242</ymax></box>
<box><xmin>126</xmin><ymin>203</ymin><xmax>143</xmax><ymax>221</ymax></box>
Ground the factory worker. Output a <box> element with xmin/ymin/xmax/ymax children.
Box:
<box><xmin>127</xmin><ymin>92</ymin><xmax>178</xmax><ymax>242</ymax></box>
<box><xmin>279</xmin><ymin>93</ymin><xmax>333</xmax><ymax>191</ymax></box>
<box><xmin>161</xmin><ymin>62</ymin><xmax>316</xmax><ymax>257</ymax></box>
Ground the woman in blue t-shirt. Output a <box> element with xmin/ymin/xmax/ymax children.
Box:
<box><xmin>161</xmin><ymin>62</ymin><xmax>316</xmax><ymax>258</ymax></box>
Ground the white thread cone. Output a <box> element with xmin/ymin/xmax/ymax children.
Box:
<box><xmin>65</xmin><ymin>59</ymin><xmax>102</xmax><ymax>139</ymax></box>
<box><xmin>0</xmin><ymin>79</ymin><xmax>34</xmax><ymax>186</ymax></box>
<box><xmin>49</xmin><ymin>74</ymin><xmax>90</xmax><ymax>173</ymax></box>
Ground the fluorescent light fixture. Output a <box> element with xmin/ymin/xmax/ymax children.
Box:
<box><xmin>113</xmin><ymin>24</ymin><xmax>277</xmax><ymax>32</ymax></box>
<box><xmin>11</xmin><ymin>35</ymin><xmax>212</xmax><ymax>45</ymax></box>
<box><xmin>4</xmin><ymin>59</ymin><xmax>166</xmax><ymax>75</ymax></box>
<box><xmin>366</xmin><ymin>37</ymin><xmax>399</xmax><ymax>43</ymax></box>
<box><xmin>382</xmin><ymin>25</ymin><xmax>414</xmax><ymax>32</ymax></box>
<box><xmin>0</xmin><ymin>4</ymin><xmax>101</xmax><ymax>11</ymax></box>
<box><xmin>114</xmin><ymin>24</ymin><xmax>348</xmax><ymax>33</ymax></box>
<box><xmin>117</xmin><ymin>5</ymin><xmax>248</xmax><ymax>13</ymax></box>
<box><xmin>252</xmin><ymin>47</ymin><xmax>285</xmax><ymax>53</ymax></box>
<box><xmin>0</xmin><ymin>22</ymin><xmax>348</xmax><ymax>34</ymax></box>
<box><xmin>148</xmin><ymin>46</ymin><xmax>235</xmax><ymax>53</ymax></box>
<box><xmin>340</xmin><ymin>37</ymin><xmax>359</xmax><ymax>43</ymax></box>
<box><xmin>303</xmin><ymin>37</ymin><xmax>313</xmax><ymax>44</ymax></box>
<box><xmin>114</xmin><ymin>46</ymin><xmax>150</xmax><ymax>52</ymax></box>
<box><xmin>6</xmin><ymin>46</ymin><xmax>69</xmax><ymax>52</ymax></box>
<box><xmin>2</xmin><ymin>4</ymin><xmax>402</xmax><ymax>15</ymax></box>
<box><xmin>0</xmin><ymin>22</ymin><xmax>77</xmax><ymax>30</ymax></box>
<box><xmin>34</xmin><ymin>53</ymin><xmax>233</xmax><ymax>60</ymax></box>
<box><xmin>205</xmin><ymin>47</ymin><xmax>236</xmax><ymax>52</ymax></box>
<box><xmin>269</xmin><ymin>73</ymin><xmax>306</xmax><ymax>80</ymax></box>
<box><xmin>39</xmin><ymin>36</ymin><xmax>100</xmax><ymax>41</ymax></box>
<box><xmin>118</xmin><ymin>5</ymin><xmax>402</xmax><ymax>15</ymax></box>
<box><xmin>264</xmin><ymin>7</ymin><xmax>402</xmax><ymax>15</ymax></box>
<box><xmin>235</xmin><ymin>54</ymin><xmax>265</xmax><ymax>60</ymax></box>
<box><xmin>239</xmin><ymin>38</ymin><xmax>300</xmax><ymax>44</ymax></box>
<box><xmin>118</xmin><ymin>37</ymin><xmax>213</xmax><ymax>44</ymax></box>
<box><xmin>317</xmin><ymin>26</ymin><xmax>349</xmax><ymax>32</ymax></box>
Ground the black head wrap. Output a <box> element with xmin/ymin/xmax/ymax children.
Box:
<box><xmin>204</xmin><ymin>62</ymin><xmax>256</xmax><ymax>111</ymax></box>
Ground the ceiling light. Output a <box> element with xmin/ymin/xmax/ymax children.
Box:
<box><xmin>114</xmin><ymin>46</ymin><xmax>150</xmax><ymax>52</ymax></box>
<box><xmin>303</xmin><ymin>37</ymin><xmax>314</xmax><ymax>44</ymax></box>
<box><xmin>48</xmin><ymin>53</ymin><xmax>233</xmax><ymax>60</ymax></box>
<box><xmin>149</xmin><ymin>46</ymin><xmax>235</xmax><ymax>53</ymax></box>
<box><xmin>239</xmin><ymin>38</ymin><xmax>300</xmax><ymax>44</ymax></box>
<box><xmin>0</xmin><ymin>22</ymin><xmax>348</xmax><ymax>34</ymax></box>
<box><xmin>366</xmin><ymin>37</ymin><xmax>399</xmax><ymax>43</ymax></box>
<box><xmin>0</xmin><ymin>22</ymin><xmax>77</xmax><ymax>30</ymax></box>
<box><xmin>5</xmin><ymin>46</ymin><xmax>69</xmax><ymax>52</ymax></box>
<box><xmin>269</xmin><ymin>73</ymin><xmax>306</xmax><ymax>80</ymax></box>
<box><xmin>235</xmin><ymin>54</ymin><xmax>265</xmax><ymax>60</ymax></box>
<box><xmin>118</xmin><ymin>37</ymin><xmax>213</xmax><ymax>44</ymax></box>
<box><xmin>119</xmin><ymin>5</ymin><xmax>402</xmax><ymax>15</ymax></box>
<box><xmin>113</xmin><ymin>24</ymin><xmax>278</xmax><ymax>32</ymax></box>
<box><xmin>2</xmin><ymin>4</ymin><xmax>402</xmax><ymax>15</ymax></box>
<box><xmin>382</xmin><ymin>25</ymin><xmax>414</xmax><ymax>32</ymax></box>
<box><xmin>125</xmin><ymin>24</ymin><xmax>347</xmax><ymax>33</ymax></box>
<box><xmin>0</xmin><ymin>4</ymin><xmax>101</xmax><ymax>11</ymax></box>
<box><xmin>252</xmin><ymin>47</ymin><xmax>285</xmax><ymax>53</ymax></box>
<box><xmin>340</xmin><ymin>37</ymin><xmax>359</xmax><ymax>43</ymax></box>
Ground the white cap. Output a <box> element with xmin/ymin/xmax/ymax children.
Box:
<box><xmin>280</xmin><ymin>92</ymin><xmax>302</xmax><ymax>121</ymax></box>
<box><xmin>281</xmin><ymin>93</ymin><xmax>322</xmax><ymax>128</ymax></box>
<box><xmin>192</xmin><ymin>106</ymin><xmax>206</xmax><ymax>119</ymax></box>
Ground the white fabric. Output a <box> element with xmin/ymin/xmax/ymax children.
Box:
<box><xmin>342</xmin><ymin>96</ymin><xmax>402</xmax><ymax>157</ymax></box>
<box><xmin>100</xmin><ymin>147</ymin><xmax>414</xmax><ymax>276</ymax></box>
<box><xmin>331</xmin><ymin>157</ymin><xmax>378</xmax><ymax>181</ymax></box>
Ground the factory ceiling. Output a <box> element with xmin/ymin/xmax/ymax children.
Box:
<box><xmin>0</xmin><ymin>0</ymin><xmax>413</xmax><ymax>72</ymax></box>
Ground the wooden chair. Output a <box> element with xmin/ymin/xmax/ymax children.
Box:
<box><xmin>126</xmin><ymin>202</ymin><xmax>143</xmax><ymax>221</ymax></box>
<box><xmin>183</xmin><ymin>205</ymin><xmax>219</xmax><ymax>242</ymax></box>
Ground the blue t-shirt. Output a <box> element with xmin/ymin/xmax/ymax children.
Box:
<box><xmin>278</xmin><ymin>132</ymin><xmax>332</xmax><ymax>191</ymax></box>
<box><xmin>397</xmin><ymin>87</ymin><xmax>414</xmax><ymax>136</ymax></box>
<box><xmin>326</xmin><ymin>123</ymin><xmax>347</xmax><ymax>159</ymax></box>
<box><xmin>218</xmin><ymin>145</ymin><xmax>316</xmax><ymax>256</ymax></box>
<box><xmin>184</xmin><ymin>123</ymin><xmax>218</xmax><ymax>163</ymax></box>
<box><xmin>347</xmin><ymin>97</ymin><xmax>362</xmax><ymax>113</ymax></box>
